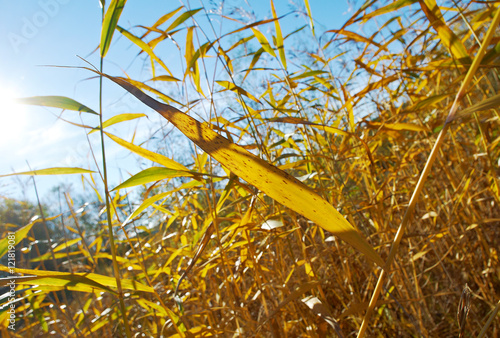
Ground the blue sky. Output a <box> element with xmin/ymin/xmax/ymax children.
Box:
<box><xmin>0</xmin><ymin>0</ymin><xmax>351</xmax><ymax>201</ymax></box>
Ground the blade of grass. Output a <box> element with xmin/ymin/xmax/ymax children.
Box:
<box><xmin>0</xmin><ymin>167</ymin><xmax>94</xmax><ymax>177</ymax></box>
<box><xmin>100</xmin><ymin>0</ymin><xmax>127</xmax><ymax>57</ymax></box>
<box><xmin>419</xmin><ymin>0</ymin><xmax>470</xmax><ymax>61</ymax></box>
<box><xmin>17</xmin><ymin>96</ymin><xmax>97</xmax><ymax>114</ymax></box>
<box><xmin>88</xmin><ymin>113</ymin><xmax>145</xmax><ymax>134</ymax></box>
<box><xmin>112</xmin><ymin>167</ymin><xmax>197</xmax><ymax>190</ymax></box>
<box><xmin>105</xmin><ymin>131</ymin><xmax>189</xmax><ymax>171</ymax></box>
<box><xmin>99</xmin><ymin>3</ymin><xmax>131</xmax><ymax>336</ymax></box>
<box><xmin>0</xmin><ymin>266</ymin><xmax>154</xmax><ymax>293</ymax></box>
<box><xmin>86</xmin><ymin>69</ymin><xmax>384</xmax><ymax>267</ymax></box>
<box><xmin>270</xmin><ymin>0</ymin><xmax>286</xmax><ymax>70</ymax></box>
<box><xmin>0</xmin><ymin>215</ymin><xmax>58</xmax><ymax>259</ymax></box>
<box><xmin>356</xmin><ymin>6</ymin><xmax>500</xmax><ymax>337</ymax></box>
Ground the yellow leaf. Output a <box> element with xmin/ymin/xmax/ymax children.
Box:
<box><xmin>94</xmin><ymin>71</ymin><xmax>384</xmax><ymax>267</ymax></box>
<box><xmin>113</xmin><ymin>167</ymin><xmax>196</xmax><ymax>190</ymax></box>
<box><xmin>251</xmin><ymin>28</ymin><xmax>276</xmax><ymax>57</ymax></box>
<box><xmin>89</xmin><ymin>113</ymin><xmax>145</xmax><ymax>134</ymax></box>
<box><xmin>270</xmin><ymin>0</ymin><xmax>287</xmax><ymax>69</ymax></box>
<box><xmin>100</xmin><ymin>0</ymin><xmax>127</xmax><ymax>57</ymax></box>
<box><xmin>0</xmin><ymin>167</ymin><xmax>94</xmax><ymax>177</ymax></box>
<box><xmin>105</xmin><ymin>132</ymin><xmax>189</xmax><ymax>171</ymax></box>
<box><xmin>419</xmin><ymin>0</ymin><xmax>470</xmax><ymax>61</ymax></box>
<box><xmin>366</xmin><ymin>121</ymin><xmax>427</xmax><ymax>132</ymax></box>
<box><xmin>0</xmin><ymin>266</ymin><xmax>153</xmax><ymax>293</ymax></box>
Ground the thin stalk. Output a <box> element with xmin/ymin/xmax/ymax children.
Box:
<box><xmin>357</xmin><ymin>6</ymin><xmax>500</xmax><ymax>337</ymax></box>
<box><xmin>477</xmin><ymin>300</ymin><xmax>500</xmax><ymax>338</ymax></box>
<box><xmin>98</xmin><ymin>6</ymin><xmax>131</xmax><ymax>336</ymax></box>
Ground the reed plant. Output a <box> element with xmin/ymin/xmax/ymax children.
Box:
<box><xmin>1</xmin><ymin>0</ymin><xmax>499</xmax><ymax>336</ymax></box>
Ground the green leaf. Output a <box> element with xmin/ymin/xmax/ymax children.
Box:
<box><xmin>17</xmin><ymin>96</ymin><xmax>97</xmax><ymax>114</ymax></box>
<box><xmin>0</xmin><ymin>167</ymin><xmax>95</xmax><ymax>178</ymax></box>
<box><xmin>113</xmin><ymin>167</ymin><xmax>195</xmax><ymax>190</ymax></box>
<box><xmin>406</xmin><ymin>94</ymin><xmax>449</xmax><ymax>112</ymax></box>
<box><xmin>89</xmin><ymin>113</ymin><xmax>146</xmax><ymax>134</ymax></box>
<box><xmin>100</xmin><ymin>0</ymin><xmax>127</xmax><ymax>57</ymax></box>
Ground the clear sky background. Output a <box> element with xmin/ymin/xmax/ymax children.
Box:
<box><xmin>0</xmin><ymin>0</ymin><xmax>352</xmax><ymax>202</ymax></box>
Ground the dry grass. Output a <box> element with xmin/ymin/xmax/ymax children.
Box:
<box><xmin>1</xmin><ymin>0</ymin><xmax>499</xmax><ymax>337</ymax></box>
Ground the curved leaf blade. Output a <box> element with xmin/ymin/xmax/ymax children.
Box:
<box><xmin>105</xmin><ymin>132</ymin><xmax>189</xmax><ymax>171</ymax></box>
<box><xmin>251</xmin><ymin>28</ymin><xmax>276</xmax><ymax>57</ymax></box>
<box><xmin>0</xmin><ymin>266</ymin><xmax>153</xmax><ymax>293</ymax></box>
<box><xmin>100</xmin><ymin>0</ymin><xmax>127</xmax><ymax>57</ymax></box>
<box><xmin>0</xmin><ymin>215</ymin><xmax>58</xmax><ymax>259</ymax></box>
<box><xmin>89</xmin><ymin>113</ymin><xmax>146</xmax><ymax>134</ymax></box>
<box><xmin>0</xmin><ymin>167</ymin><xmax>95</xmax><ymax>178</ymax></box>
<box><xmin>113</xmin><ymin>167</ymin><xmax>195</xmax><ymax>191</ymax></box>
<box><xmin>97</xmin><ymin>72</ymin><xmax>384</xmax><ymax>267</ymax></box>
<box><xmin>17</xmin><ymin>96</ymin><xmax>97</xmax><ymax>115</ymax></box>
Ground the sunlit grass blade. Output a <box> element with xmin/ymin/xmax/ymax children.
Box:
<box><xmin>148</xmin><ymin>75</ymin><xmax>180</xmax><ymax>82</ymax></box>
<box><xmin>270</xmin><ymin>0</ymin><xmax>287</xmax><ymax>69</ymax></box>
<box><xmin>304</xmin><ymin>0</ymin><xmax>315</xmax><ymax>35</ymax></box>
<box><xmin>419</xmin><ymin>0</ymin><xmax>470</xmax><ymax>61</ymax></box>
<box><xmin>105</xmin><ymin>131</ymin><xmax>189</xmax><ymax>171</ymax></box>
<box><xmin>117</xmin><ymin>25</ymin><xmax>172</xmax><ymax>76</ymax></box>
<box><xmin>365</xmin><ymin>121</ymin><xmax>427</xmax><ymax>132</ymax></box>
<box><xmin>122</xmin><ymin>191</ymin><xmax>170</xmax><ymax>226</ymax></box>
<box><xmin>354</xmin><ymin>75</ymin><xmax>399</xmax><ymax>98</ymax></box>
<box><xmin>0</xmin><ymin>215</ymin><xmax>57</xmax><ymax>259</ymax></box>
<box><xmin>17</xmin><ymin>96</ymin><xmax>97</xmax><ymax>114</ymax></box>
<box><xmin>89</xmin><ymin>113</ymin><xmax>146</xmax><ymax>134</ymax></box>
<box><xmin>122</xmin><ymin>77</ymin><xmax>182</xmax><ymax>105</ymax></box>
<box><xmin>165</xmin><ymin>8</ymin><xmax>202</xmax><ymax>32</ymax></box>
<box><xmin>251</xmin><ymin>28</ymin><xmax>276</xmax><ymax>57</ymax></box>
<box><xmin>139</xmin><ymin>6</ymin><xmax>183</xmax><ymax>39</ymax></box>
<box><xmin>360</xmin><ymin>0</ymin><xmax>418</xmax><ymax>23</ymax></box>
<box><xmin>0</xmin><ymin>167</ymin><xmax>94</xmax><ymax>177</ymax></box>
<box><xmin>453</xmin><ymin>92</ymin><xmax>500</xmax><ymax>120</ymax></box>
<box><xmin>112</xmin><ymin>167</ymin><xmax>197</xmax><ymax>190</ymax></box>
<box><xmin>95</xmin><ymin>71</ymin><xmax>384</xmax><ymax>267</ymax></box>
<box><xmin>357</xmin><ymin>6</ymin><xmax>500</xmax><ymax>337</ymax></box>
<box><xmin>100</xmin><ymin>0</ymin><xmax>127</xmax><ymax>57</ymax></box>
<box><xmin>268</xmin><ymin>117</ymin><xmax>351</xmax><ymax>136</ymax></box>
<box><xmin>0</xmin><ymin>266</ymin><xmax>154</xmax><ymax>293</ymax></box>
<box><xmin>216</xmin><ymin>80</ymin><xmax>260</xmax><ymax>103</ymax></box>
<box><xmin>327</xmin><ymin>29</ymin><xmax>386</xmax><ymax>50</ymax></box>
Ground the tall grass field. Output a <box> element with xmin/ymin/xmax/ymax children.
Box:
<box><xmin>0</xmin><ymin>0</ymin><xmax>499</xmax><ymax>336</ymax></box>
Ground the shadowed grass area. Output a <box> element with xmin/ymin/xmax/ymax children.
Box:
<box><xmin>0</xmin><ymin>0</ymin><xmax>499</xmax><ymax>336</ymax></box>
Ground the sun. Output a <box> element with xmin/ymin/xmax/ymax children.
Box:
<box><xmin>0</xmin><ymin>88</ymin><xmax>28</xmax><ymax>146</ymax></box>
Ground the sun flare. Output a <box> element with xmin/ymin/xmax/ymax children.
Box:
<box><xmin>0</xmin><ymin>88</ymin><xmax>28</xmax><ymax>145</ymax></box>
